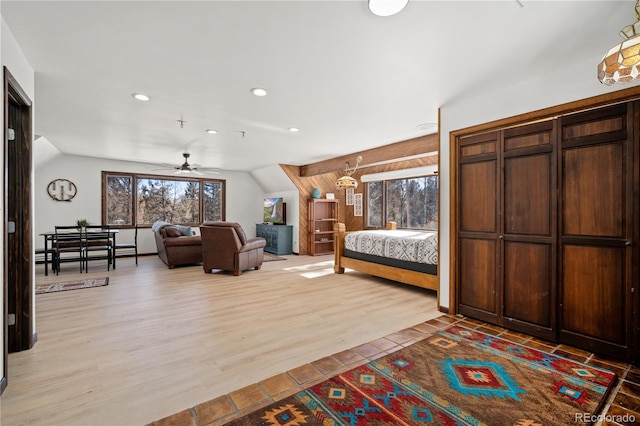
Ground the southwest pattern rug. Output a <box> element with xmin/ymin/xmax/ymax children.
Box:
<box><xmin>35</xmin><ymin>277</ymin><xmax>109</xmax><ymax>294</ymax></box>
<box><xmin>227</xmin><ymin>325</ymin><xmax>616</xmax><ymax>425</ymax></box>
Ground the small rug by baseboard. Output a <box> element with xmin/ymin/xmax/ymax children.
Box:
<box><xmin>263</xmin><ymin>253</ymin><xmax>287</xmax><ymax>262</ymax></box>
<box><xmin>36</xmin><ymin>277</ymin><xmax>109</xmax><ymax>294</ymax></box>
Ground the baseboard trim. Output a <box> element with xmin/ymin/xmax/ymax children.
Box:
<box><xmin>31</xmin><ymin>331</ymin><xmax>38</xmax><ymax>348</ymax></box>
<box><xmin>438</xmin><ymin>305</ymin><xmax>450</xmax><ymax>314</ymax></box>
<box><xmin>0</xmin><ymin>375</ymin><xmax>7</xmax><ymax>395</ymax></box>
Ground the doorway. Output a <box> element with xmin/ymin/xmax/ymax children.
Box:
<box><xmin>2</xmin><ymin>67</ymin><xmax>34</xmax><ymax>395</ymax></box>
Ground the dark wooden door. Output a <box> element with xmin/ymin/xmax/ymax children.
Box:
<box><xmin>457</xmin><ymin>131</ymin><xmax>500</xmax><ymax>324</ymax></box>
<box><xmin>501</xmin><ymin>121</ymin><xmax>557</xmax><ymax>340</ymax></box>
<box><xmin>558</xmin><ymin>102</ymin><xmax>635</xmax><ymax>361</ymax></box>
<box><xmin>3</xmin><ymin>69</ymin><xmax>34</xmax><ymax>395</ymax></box>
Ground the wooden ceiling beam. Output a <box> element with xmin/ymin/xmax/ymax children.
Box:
<box><xmin>299</xmin><ymin>133</ymin><xmax>438</xmax><ymax>177</ymax></box>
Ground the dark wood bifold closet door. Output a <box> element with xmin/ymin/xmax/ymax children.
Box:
<box><xmin>558</xmin><ymin>102</ymin><xmax>635</xmax><ymax>361</ymax></box>
<box><xmin>457</xmin><ymin>132</ymin><xmax>500</xmax><ymax>324</ymax></box>
<box><xmin>501</xmin><ymin>121</ymin><xmax>556</xmax><ymax>339</ymax></box>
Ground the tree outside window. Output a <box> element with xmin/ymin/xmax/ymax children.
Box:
<box><xmin>103</xmin><ymin>172</ymin><xmax>225</xmax><ymax>226</ymax></box>
<box><xmin>366</xmin><ymin>175</ymin><xmax>437</xmax><ymax>230</ymax></box>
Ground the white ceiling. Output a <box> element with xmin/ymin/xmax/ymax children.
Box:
<box><xmin>1</xmin><ymin>1</ymin><xmax>634</xmax><ymax>172</ymax></box>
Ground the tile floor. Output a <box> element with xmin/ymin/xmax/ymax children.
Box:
<box><xmin>150</xmin><ymin>315</ymin><xmax>640</xmax><ymax>426</ymax></box>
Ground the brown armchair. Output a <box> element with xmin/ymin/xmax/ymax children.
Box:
<box><xmin>200</xmin><ymin>221</ymin><xmax>266</xmax><ymax>276</ymax></box>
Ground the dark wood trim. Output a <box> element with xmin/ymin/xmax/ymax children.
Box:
<box><xmin>300</xmin><ymin>133</ymin><xmax>438</xmax><ymax>177</ymax></box>
<box><xmin>438</xmin><ymin>305</ymin><xmax>450</xmax><ymax>314</ymax></box>
<box><xmin>0</xmin><ymin>376</ymin><xmax>6</xmax><ymax>395</ymax></box>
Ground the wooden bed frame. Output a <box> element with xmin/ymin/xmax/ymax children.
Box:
<box><xmin>333</xmin><ymin>223</ymin><xmax>439</xmax><ymax>293</ymax></box>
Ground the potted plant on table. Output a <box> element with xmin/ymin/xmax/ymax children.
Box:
<box><xmin>75</xmin><ymin>218</ymin><xmax>90</xmax><ymax>231</ymax></box>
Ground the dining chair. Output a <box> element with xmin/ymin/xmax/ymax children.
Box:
<box><xmin>52</xmin><ymin>225</ymin><xmax>83</xmax><ymax>275</ymax></box>
<box><xmin>113</xmin><ymin>224</ymin><xmax>138</xmax><ymax>267</ymax></box>
<box><xmin>82</xmin><ymin>225</ymin><xmax>113</xmax><ymax>272</ymax></box>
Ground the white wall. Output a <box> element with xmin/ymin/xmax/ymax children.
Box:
<box><xmin>438</xmin><ymin>56</ymin><xmax>640</xmax><ymax>310</ymax></box>
<box><xmin>34</xmin><ymin>154</ymin><xmax>267</xmax><ymax>255</ymax></box>
<box><xmin>1</xmin><ymin>16</ymin><xmax>36</xmax><ymax>381</ymax></box>
<box><xmin>252</xmin><ymin>164</ymin><xmax>300</xmax><ymax>254</ymax></box>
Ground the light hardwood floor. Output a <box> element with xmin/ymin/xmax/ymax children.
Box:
<box><xmin>1</xmin><ymin>255</ymin><xmax>440</xmax><ymax>426</ymax></box>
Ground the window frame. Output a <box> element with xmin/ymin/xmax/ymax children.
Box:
<box><xmin>101</xmin><ymin>171</ymin><xmax>226</xmax><ymax>228</ymax></box>
<box><xmin>363</xmin><ymin>173</ymin><xmax>438</xmax><ymax>231</ymax></box>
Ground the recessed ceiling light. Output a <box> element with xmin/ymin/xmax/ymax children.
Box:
<box><xmin>417</xmin><ymin>123</ymin><xmax>438</xmax><ymax>132</ymax></box>
<box><xmin>205</xmin><ymin>129</ymin><xmax>218</xmax><ymax>135</ymax></box>
<box><xmin>132</xmin><ymin>93</ymin><xmax>150</xmax><ymax>102</ymax></box>
<box><xmin>288</xmin><ymin>127</ymin><xmax>300</xmax><ymax>132</ymax></box>
<box><xmin>250</xmin><ymin>87</ymin><xmax>267</xmax><ymax>97</ymax></box>
<box><xmin>368</xmin><ymin>0</ymin><xmax>408</xmax><ymax>17</ymax></box>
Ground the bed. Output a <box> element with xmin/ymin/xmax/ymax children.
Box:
<box><xmin>333</xmin><ymin>223</ymin><xmax>439</xmax><ymax>293</ymax></box>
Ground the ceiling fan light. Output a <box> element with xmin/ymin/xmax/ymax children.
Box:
<box><xmin>205</xmin><ymin>129</ymin><xmax>218</xmax><ymax>134</ymax></box>
<box><xmin>368</xmin><ymin>0</ymin><xmax>408</xmax><ymax>17</ymax></box>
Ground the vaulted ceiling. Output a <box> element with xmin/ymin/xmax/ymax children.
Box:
<box><xmin>1</xmin><ymin>1</ymin><xmax>633</xmax><ymax>172</ymax></box>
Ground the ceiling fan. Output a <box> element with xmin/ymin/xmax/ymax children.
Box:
<box><xmin>153</xmin><ymin>153</ymin><xmax>220</xmax><ymax>176</ymax></box>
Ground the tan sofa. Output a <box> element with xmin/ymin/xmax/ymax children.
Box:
<box><xmin>152</xmin><ymin>222</ymin><xmax>202</xmax><ymax>269</ymax></box>
<box><xmin>200</xmin><ymin>221</ymin><xmax>266</xmax><ymax>275</ymax></box>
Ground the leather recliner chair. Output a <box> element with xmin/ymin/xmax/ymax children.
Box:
<box><xmin>200</xmin><ymin>221</ymin><xmax>266</xmax><ymax>276</ymax></box>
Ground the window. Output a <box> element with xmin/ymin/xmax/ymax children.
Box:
<box><xmin>102</xmin><ymin>172</ymin><xmax>225</xmax><ymax>227</ymax></box>
<box><xmin>365</xmin><ymin>175</ymin><xmax>437</xmax><ymax>230</ymax></box>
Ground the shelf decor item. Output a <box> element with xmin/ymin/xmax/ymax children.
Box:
<box><xmin>311</xmin><ymin>188</ymin><xmax>321</xmax><ymax>199</ymax></box>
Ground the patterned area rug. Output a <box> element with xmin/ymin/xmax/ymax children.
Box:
<box><xmin>263</xmin><ymin>253</ymin><xmax>287</xmax><ymax>262</ymax></box>
<box><xmin>36</xmin><ymin>277</ymin><xmax>109</xmax><ymax>294</ymax></box>
<box><xmin>227</xmin><ymin>325</ymin><xmax>616</xmax><ymax>425</ymax></box>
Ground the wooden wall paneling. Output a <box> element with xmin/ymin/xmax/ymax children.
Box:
<box><xmin>300</xmin><ymin>134</ymin><xmax>438</xmax><ymax>177</ymax></box>
<box><xmin>280</xmin><ymin>164</ymin><xmax>344</xmax><ymax>255</ymax></box>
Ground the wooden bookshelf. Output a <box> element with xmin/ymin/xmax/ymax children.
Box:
<box><xmin>308</xmin><ymin>199</ymin><xmax>338</xmax><ymax>256</ymax></box>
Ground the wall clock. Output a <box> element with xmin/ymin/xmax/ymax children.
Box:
<box><xmin>47</xmin><ymin>178</ymin><xmax>77</xmax><ymax>202</ymax></box>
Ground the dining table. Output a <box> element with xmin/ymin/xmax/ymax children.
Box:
<box><xmin>39</xmin><ymin>228</ymin><xmax>118</xmax><ymax>276</ymax></box>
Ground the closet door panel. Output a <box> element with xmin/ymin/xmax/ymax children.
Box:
<box><xmin>561</xmin><ymin>245</ymin><xmax>625</xmax><ymax>345</ymax></box>
<box><xmin>458</xmin><ymin>132</ymin><xmax>500</xmax><ymax>324</ymax></box>
<box><xmin>563</xmin><ymin>143</ymin><xmax>624</xmax><ymax>238</ymax></box>
<box><xmin>460</xmin><ymin>161</ymin><xmax>496</xmax><ymax>233</ymax></box>
<box><xmin>501</xmin><ymin>121</ymin><xmax>556</xmax><ymax>338</ymax></box>
<box><xmin>559</xmin><ymin>102</ymin><xmax>633</xmax><ymax>361</ymax></box>
<box><xmin>459</xmin><ymin>238</ymin><xmax>498</xmax><ymax>322</ymax></box>
<box><xmin>504</xmin><ymin>242</ymin><xmax>552</xmax><ymax>328</ymax></box>
<box><xmin>504</xmin><ymin>154</ymin><xmax>551</xmax><ymax>236</ymax></box>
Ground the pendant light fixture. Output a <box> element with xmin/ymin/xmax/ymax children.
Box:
<box><xmin>598</xmin><ymin>0</ymin><xmax>640</xmax><ymax>85</ymax></box>
<box><xmin>335</xmin><ymin>156</ymin><xmax>363</xmax><ymax>189</ymax></box>
<box><xmin>368</xmin><ymin>0</ymin><xmax>408</xmax><ymax>17</ymax></box>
